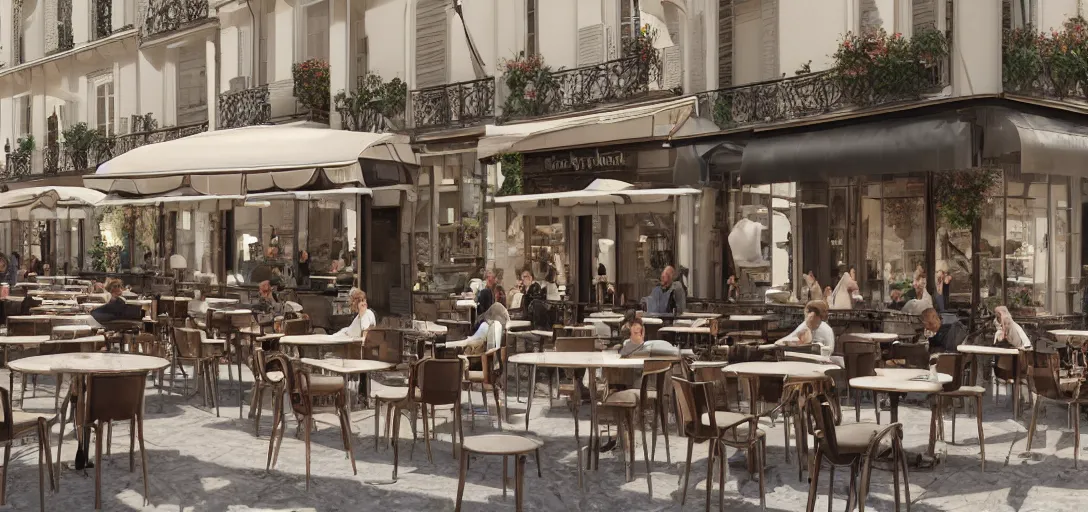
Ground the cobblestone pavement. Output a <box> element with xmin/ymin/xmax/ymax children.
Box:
<box><xmin>1</xmin><ymin>367</ymin><xmax>1086</xmax><ymax>511</ymax></box>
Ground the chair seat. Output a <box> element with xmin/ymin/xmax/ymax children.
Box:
<box><xmin>466</xmin><ymin>370</ymin><xmax>485</xmax><ymax>383</ymax></box>
<box><xmin>601</xmin><ymin>389</ymin><xmax>641</xmax><ymax>408</ymax></box>
<box><xmin>307</xmin><ymin>375</ymin><xmax>345</xmax><ymax>395</ymax></box>
<box><xmin>462</xmin><ymin>434</ymin><xmax>541</xmax><ymax>456</ymax></box>
<box><xmin>373</xmin><ymin>387</ymin><xmax>413</xmax><ymax>402</ymax></box>
<box><xmin>1</xmin><ymin>410</ymin><xmax>49</xmax><ymax>438</ymax></box>
<box><xmin>941</xmin><ymin>385</ymin><xmax>985</xmax><ymax>397</ymax></box>
<box><xmin>834</xmin><ymin>422</ymin><xmax>883</xmax><ymax>455</ymax></box>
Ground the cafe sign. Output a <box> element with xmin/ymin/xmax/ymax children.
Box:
<box><xmin>542</xmin><ymin>150</ymin><xmax>632</xmax><ymax>173</ymax></box>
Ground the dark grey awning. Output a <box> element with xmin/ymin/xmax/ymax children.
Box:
<box><xmin>982</xmin><ymin>106</ymin><xmax>1088</xmax><ymax>177</ymax></box>
<box><xmin>739</xmin><ymin>115</ymin><xmax>973</xmax><ymax>184</ymax></box>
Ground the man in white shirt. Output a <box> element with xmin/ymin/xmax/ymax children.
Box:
<box><xmin>336</xmin><ymin>288</ymin><xmax>376</xmax><ymax>337</ymax></box>
<box><xmin>775</xmin><ymin>300</ymin><xmax>841</xmax><ymax>366</ymax></box>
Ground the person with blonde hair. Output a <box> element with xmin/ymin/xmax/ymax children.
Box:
<box><xmin>440</xmin><ymin>302</ymin><xmax>510</xmax><ymax>362</ymax></box>
<box><xmin>336</xmin><ymin>288</ymin><xmax>377</xmax><ymax>337</ymax></box>
<box><xmin>993</xmin><ymin>306</ymin><xmax>1031</xmax><ymax>349</ymax></box>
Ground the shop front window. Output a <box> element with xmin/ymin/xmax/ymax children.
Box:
<box><xmin>232</xmin><ymin>205</ymin><xmax>262</xmax><ymax>283</ymax></box>
<box><xmin>1006</xmin><ymin>174</ymin><xmax>1049</xmax><ymax>311</ymax></box>
<box><xmin>527</xmin><ymin>215</ymin><xmax>566</xmax><ymax>288</ymax></box>
<box><xmin>617</xmin><ymin>212</ymin><xmax>675</xmax><ymax>305</ymax></box>
<box><xmin>881</xmin><ymin>176</ymin><xmax>926</xmax><ymax>296</ymax></box>
<box><xmin>980</xmin><ymin>175</ymin><xmax>1005</xmax><ymax>309</ymax></box>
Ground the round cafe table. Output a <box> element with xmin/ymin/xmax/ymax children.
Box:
<box><xmin>507</xmin><ymin>351</ymin><xmax>651</xmax><ymax>488</ymax></box>
<box><xmin>724</xmin><ymin>361</ymin><xmax>840</xmax><ymax>416</ymax></box>
<box><xmin>957</xmin><ymin>344</ymin><xmax>1024</xmax><ymax>419</ymax></box>
<box><xmin>280</xmin><ymin>334</ymin><xmax>363</xmax><ymax>358</ymax></box>
<box><xmin>850</xmin><ymin>332</ymin><xmax>900</xmax><ymax>343</ymax></box>
<box><xmin>299</xmin><ymin>357</ymin><xmax>393</xmax><ymax>411</ymax></box>
<box><xmin>849</xmin><ymin>372</ymin><xmax>947</xmax><ymax>461</ymax></box>
<box><xmin>8</xmin><ymin>352</ymin><xmax>170</xmax><ymax>475</ymax></box>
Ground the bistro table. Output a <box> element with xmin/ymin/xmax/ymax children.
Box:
<box><xmin>280</xmin><ymin>334</ymin><xmax>363</xmax><ymax>358</ymax></box>
<box><xmin>659</xmin><ymin>325</ymin><xmax>714</xmax><ymax>349</ymax></box>
<box><xmin>957</xmin><ymin>344</ymin><xmax>1024</xmax><ymax>419</ymax></box>
<box><xmin>507</xmin><ymin>351</ymin><xmax>651</xmax><ymax>488</ymax></box>
<box><xmin>205</xmin><ymin>297</ymin><xmax>240</xmax><ymax>307</ymax></box>
<box><xmin>849</xmin><ymin>373</ymin><xmax>947</xmax><ymax>462</ymax></box>
<box><xmin>506</xmin><ymin>320</ymin><xmax>531</xmax><ymax>332</ymax></box>
<box><xmin>850</xmin><ymin>332</ymin><xmax>901</xmax><ymax>343</ymax></box>
<box><xmin>299</xmin><ymin>357</ymin><xmax>393</xmax><ymax>410</ymax></box>
<box><xmin>8</xmin><ymin>352</ymin><xmax>170</xmax><ymax>475</ymax></box>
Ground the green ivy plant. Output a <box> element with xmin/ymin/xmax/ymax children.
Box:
<box><xmin>61</xmin><ymin>122</ymin><xmax>106</xmax><ymax>171</ymax></box>
<box><xmin>833</xmin><ymin>28</ymin><xmax>949</xmax><ymax>104</ymax></box>
<box><xmin>500</xmin><ymin>52</ymin><xmax>559</xmax><ymax>119</ymax></box>
<box><xmin>1002</xmin><ymin>17</ymin><xmax>1088</xmax><ymax>97</ymax></box>
<box><xmin>1003</xmin><ymin>25</ymin><xmax>1044</xmax><ymax>92</ymax></box>
<box><xmin>333</xmin><ymin>73</ymin><xmax>407</xmax><ymax>128</ymax></box>
<box><xmin>934</xmin><ymin>169</ymin><xmax>1001</xmax><ymax>230</ymax></box>
<box><xmin>712</xmin><ymin>94</ymin><xmax>734</xmax><ymax>127</ymax></box>
<box><xmin>497</xmin><ymin>153</ymin><xmax>522</xmax><ymax>196</ymax></box>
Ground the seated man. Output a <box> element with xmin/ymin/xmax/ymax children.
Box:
<box><xmin>643</xmin><ymin>266</ymin><xmax>686</xmax><ymax>315</ymax></box>
<box><xmin>90</xmin><ymin>279</ymin><xmax>143</xmax><ymax>325</ymax></box>
<box><xmin>921</xmin><ymin>307</ymin><xmax>967</xmax><ymax>352</ymax></box>
<box><xmin>775</xmin><ymin>300</ymin><xmax>841</xmax><ymax>366</ymax></box>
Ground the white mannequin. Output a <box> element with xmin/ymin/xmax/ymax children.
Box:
<box><xmin>729</xmin><ymin>218</ymin><xmax>768</xmax><ymax>267</ymax></box>
<box><xmin>597</xmin><ymin>238</ymin><xmax>615</xmax><ymax>284</ymax></box>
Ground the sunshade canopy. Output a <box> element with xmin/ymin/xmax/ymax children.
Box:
<box><xmin>86</xmin><ymin>125</ymin><xmax>418</xmax><ymax>196</ymax></box>
<box><xmin>0</xmin><ymin>186</ymin><xmax>104</xmax><ymax>221</ymax></box>
<box><xmin>494</xmin><ymin>179</ymin><xmax>699</xmax><ymax>212</ymax></box>
<box><xmin>982</xmin><ymin>106</ymin><xmax>1088</xmax><ymax>177</ymax></box>
<box><xmin>477</xmin><ymin>97</ymin><xmax>697</xmax><ymax>160</ymax></box>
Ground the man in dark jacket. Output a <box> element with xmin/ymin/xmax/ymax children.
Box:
<box><xmin>90</xmin><ymin>279</ymin><xmax>143</xmax><ymax>325</ymax></box>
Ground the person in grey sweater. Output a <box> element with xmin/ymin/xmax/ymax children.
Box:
<box><xmin>644</xmin><ymin>266</ymin><xmax>686</xmax><ymax>315</ymax></box>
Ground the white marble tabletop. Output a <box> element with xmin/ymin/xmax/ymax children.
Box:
<box><xmin>782</xmin><ymin>351</ymin><xmax>834</xmax><ymax>364</ymax></box>
<box><xmin>508</xmin><ymin>351</ymin><xmax>652</xmax><ymax>369</ymax></box>
<box><xmin>205</xmin><ymin>298</ymin><xmax>240</xmax><ymax>305</ymax></box>
<box><xmin>222</xmin><ymin>309</ymin><xmax>253</xmax><ymax>315</ymax></box>
<box><xmin>280</xmin><ymin>334</ymin><xmax>362</xmax><ymax>346</ymax></box>
<box><xmin>588</xmin><ymin>312</ymin><xmax>624</xmax><ymax>318</ymax></box>
<box><xmin>300</xmin><ymin>358</ymin><xmax>393</xmax><ymax>374</ymax></box>
<box><xmin>727</xmin><ymin>315</ymin><xmax>772</xmax><ymax>322</ymax></box>
<box><xmin>1048</xmin><ymin>329</ymin><xmax>1088</xmax><ymax>340</ymax></box>
<box><xmin>849</xmin><ymin>375</ymin><xmax>944</xmax><ymax>394</ymax></box>
<box><xmin>507</xmin><ymin>320</ymin><xmax>531</xmax><ymax>331</ymax></box>
<box><xmin>659</xmin><ymin>326</ymin><xmax>712</xmax><ymax>334</ymax></box>
<box><xmin>52</xmin><ymin>325</ymin><xmax>93</xmax><ymax>333</ymax></box>
<box><xmin>724</xmin><ymin>361</ymin><xmax>838</xmax><ymax>377</ymax></box>
<box><xmin>0</xmin><ymin>335</ymin><xmax>51</xmax><ymax>345</ymax></box>
<box><xmin>957</xmin><ymin>344</ymin><xmax>1020</xmax><ymax>356</ymax></box>
<box><xmin>850</xmin><ymin>332</ymin><xmax>901</xmax><ymax>342</ymax></box>
<box><xmin>875</xmin><ymin>368</ymin><xmax>953</xmax><ymax>384</ymax></box>
<box><xmin>681</xmin><ymin>312</ymin><xmax>724</xmax><ymax>319</ymax></box>
<box><xmin>9</xmin><ymin>353</ymin><xmax>170</xmax><ymax>375</ymax></box>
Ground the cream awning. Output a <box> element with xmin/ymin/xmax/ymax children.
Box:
<box><xmin>493</xmin><ymin>178</ymin><xmax>699</xmax><ymax>213</ymax></box>
<box><xmin>477</xmin><ymin>96</ymin><xmax>698</xmax><ymax>160</ymax></box>
<box><xmin>86</xmin><ymin>125</ymin><xmax>419</xmax><ymax>196</ymax></box>
<box><xmin>0</xmin><ymin>186</ymin><xmax>104</xmax><ymax>221</ymax></box>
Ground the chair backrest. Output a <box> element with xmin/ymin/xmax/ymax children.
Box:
<box><xmin>554</xmin><ymin>337</ymin><xmax>597</xmax><ymax>353</ymax></box>
<box><xmin>363</xmin><ymin>328</ymin><xmax>405</xmax><ymax>364</ymax></box>
<box><xmin>638</xmin><ymin>359</ymin><xmax>674</xmax><ymax>398</ymax></box>
<box><xmin>890</xmin><ymin>342</ymin><xmax>930</xmax><ymax>369</ymax></box>
<box><xmin>283</xmin><ymin>318</ymin><xmax>312</xmax><ymax>336</ymax></box>
<box><xmin>8</xmin><ymin>318</ymin><xmax>50</xmax><ymax>336</ymax></box>
<box><xmin>414</xmin><ymin>357</ymin><xmax>464</xmax><ymax>406</ymax></box>
<box><xmin>842</xmin><ymin>340</ymin><xmax>878</xmax><ymax>379</ymax></box>
<box><xmin>806</xmin><ymin>393</ymin><xmax>846</xmax><ymax>460</ymax></box>
<box><xmin>173</xmin><ymin>327</ymin><xmax>204</xmax><ymax>359</ymax></box>
<box><xmin>670</xmin><ymin>375</ymin><xmax>714</xmax><ymax>439</ymax></box>
<box><xmin>84</xmin><ymin>372</ymin><xmax>147</xmax><ymax>424</ymax></box>
<box><xmin>934</xmin><ymin>353</ymin><xmax>968</xmax><ymax>392</ymax></box>
<box><xmin>1026</xmin><ymin>350</ymin><xmax>1065</xmax><ymax>400</ymax></box>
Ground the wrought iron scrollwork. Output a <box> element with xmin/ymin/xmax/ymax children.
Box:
<box><xmin>503</xmin><ymin>55</ymin><xmax>663</xmax><ymax>121</ymax></box>
<box><xmin>695</xmin><ymin>56</ymin><xmax>949</xmax><ymax>129</ymax></box>
<box><xmin>141</xmin><ymin>0</ymin><xmax>210</xmax><ymax>39</ymax></box>
<box><xmin>217</xmin><ymin>86</ymin><xmax>271</xmax><ymax>129</ymax></box>
<box><xmin>410</xmin><ymin>77</ymin><xmax>495</xmax><ymax>131</ymax></box>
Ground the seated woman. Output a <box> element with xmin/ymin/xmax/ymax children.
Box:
<box><xmin>619</xmin><ymin>318</ymin><xmax>680</xmax><ymax>358</ymax></box>
<box><xmin>443</xmin><ymin>302</ymin><xmax>509</xmax><ymax>357</ymax></box>
<box><xmin>775</xmin><ymin>300</ymin><xmax>841</xmax><ymax>366</ymax></box>
<box><xmin>336</xmin><ymin>288</ymin><xmax>377</xmax><ymax>337</ymax></box>
<box><xmin>993</xmin><ymin>306</ymin><xmax>1032</xmax><ymax>349</ymax></box>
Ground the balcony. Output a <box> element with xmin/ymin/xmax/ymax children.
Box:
<box><xmin>695</xmin><ymin>31</ymin><xmax>951</xmax><ymax>130</ymax></box>
<box><xmin>218</xmin><ymin>79</ymin><xmax>327</xmax><ymax>130</ymax></box>
<box><xmin>410</xmin><ymin>77</ymin><xmax>495</xmax><ymax>131</ymax></box>
<box><xmin>141</xmin><ymin>0</ymin><xmax>211</xmax><ymax>40</ymax></box>
<box><xmin>30</xmin><ymin>122</ymin><xmax>208</xmax><ymax>177</ymax></box>
<box><xmin>1003</xmin><ymin>19</ymin><xmax>1088</xmax><ymax>106</ymax></box>
<box><xmin>499</xmin><ymin>54</ymin><xmax>665</xmax><ymax>122</ymax></box>
<box><xmin>93</xmin><ymin>0</ymin><xmax>121</xmax><ymax>40</ymax></box>
<box><xmin>335</xmin><ymin>74</ymin><xmax>407</xmax><ymax>133</ymax></box>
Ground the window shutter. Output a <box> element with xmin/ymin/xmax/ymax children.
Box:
<box><xmin>619</xmin><ymin>0</ymin><xmax>640</xmax><ymax>55</ymax></box>
<box><xmin>690</xmin><ymin>12</ymin><xmax>706</xmax><ymax>92</ymax></box>
<box><xmin>577</xmin><ymin>24</ymin><xmax>606</xmax><ymax>67</ymax></box>
<box><xmin>526</xmin><ymin>0</ymin><xmax>538</xmax><ymax>56</ymax></box>
<box><xmin>238</xmin><ymin>25</ymin><xmax>253</xmax><ymax>83</ymax></box>
<box><xmin>355</xmin><ymin>26</ymin><xmax>368</xmax><ymax>81</ymax></box>
<box><xmin>661</xmin><ymin>46</ymin><xmax>682</xmax><ymax>89</ymax></box>
<box><xmin>859</xmin><ymin>0</ymin><xmax>882</xmax><ymax>34</ymax></box>
<box><xmin>760</xmin><ymin>0</ymin><xmax>779</xmax><ymax>81</ymax></box>
<box><xmin>119</xmin><ymin>116</ymin><xmax>129</xmax><ymax>135</ymax></box>
<box><xmin>718</xmin><ymin>0</ymin><xmax>733</xmax><ymax>87</ymax></box>
<box><xmin>415</xmin><ymin>0</ymin><xmax>448</xmax><ymax>88</ymax></box>
<box><xmin>912</xmin><ymin>0</ymin><xmax>937</xmax><ymax>32</ymax></box>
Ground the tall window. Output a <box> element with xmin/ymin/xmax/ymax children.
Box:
<box><xmin>620</xmin><ymin>0</ymin><xmax>641</xmax><ymax>54</ymax></box>
<box><xmin>526</xmin><ymin>0</ymin><xmax>538</xmax><ymax>56</ymax></box>
<box><xmin>1003</xmin><ymin>0</ymin><xmax>1034</xmax><ymax>31</ymax></box>
<box><xmin>93</xmin><ymin>77</ymin><xmax>115</xmax><ymax>135</ymax></box>
<box><xmin>13</xmin><ymin>95</ymin><xmax>31</xmax><ymax>138</ymax></box>
<box><xmin>259</xmin><ymin>0</ymin><xmax>275</xmax><ymax>84</ymax></box>
<box><xmin>305</xmin><ymin>1</ymin><xmax>330</xmax><ymax>62</ymax></box>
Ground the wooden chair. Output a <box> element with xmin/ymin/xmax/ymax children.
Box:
<box><xmin>805</xmin><ymin>393</ymin><xmax>910</xmax><ymax>512</ymax></box>
<box><xmin>842</xmin><ymin>340</ymin><xmax>880</xmax><ymax>423</ymax></box>
<box><xmin>461</xmin><ymin>345</ymin><xmax>506</xmax><ymax>430</ymax></box>
<box><xmin>265</xmin><ymin>353</ymin><xmax>356</xmax><ymax>488</ymax></box>
<box><xmin>388</xmin><ymin>357</ymin><xmax>465</xmax><ymax>481</ymax></box>
<box><xmin>72</xmin><ymin>373</ymin><xmax>151</xmax><ymax>510</ymax></box>
<box><xmin>251</xmin><ymin>347</ymin><xmax>286</xmax><ymax>438</ymax></box>
<box><xmin>934</xmin><ymin>352</ymin><xmax>987</xmax><ymax>470</ymax></box>
<box><xmin>170</xmin><ymin>327</ymin><xmax>222</xmax><ymax>416</ymax></box>
<box><xmin>1025</xmin><ymin>350</ymin><xmax>1088</xmax><ymax>468</ymax></box>
<box><xmin>0</xmin><ymin>387</ymin><xmax>55</xmax><ymax>511</ymax></box>
<box><xmin>597</xmin><ymin>359</ymin><xmax>674</xmax><ymax>497</ymax></box>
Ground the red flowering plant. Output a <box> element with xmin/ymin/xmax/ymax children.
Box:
<box><xmin>832</xmin><ymin>28</ymin><xmax>949</xmax><ymax>105</ymax></box>
<box><xmin>292</xmin><ymin>59</ymin><xmax>331</xmax><ymax>115</ymax></box>
<box><xmin>623</xmin><ymin>24</ymin><xmax>662</xmax><ymax>86</ymax></box>
<box><xmin>933</xmin><ymin>169</ymin><xmax>1001</xmax><ymax>230</ymax></box>
<box><xmin>1003</xmin><ymin>25</ymin><xmax>1044</xmax><ymax>92</ymax></box>
<box><xmin>500</xmin><ymin>52</ymin><xmax>559</xmax><ymax>119</ymax></box>
<box><xmin>1003</xmin><ymin>17</ymin><xmax>1088</xmax><ymax>98</ymax></box>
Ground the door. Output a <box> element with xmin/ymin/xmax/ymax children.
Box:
<box><xmin>369</xmin><ymin>207</ymin><xmax>401</xmax><ymax>313</ymax></box>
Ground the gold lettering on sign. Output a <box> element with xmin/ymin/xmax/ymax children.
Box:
<box><xmin>543</xmin><ymin>150</ymin><xmax>628</xmax><ymax>172</ymax></box>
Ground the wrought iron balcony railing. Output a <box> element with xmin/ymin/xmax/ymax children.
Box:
<box><xmin>141</xmin><ymin>0</ymin><xmax>211</xmax><ymax>40</ymax></box>
<box><xmin>694</xmin><ymin>56</ymin><xmax>950</xmax><ymax>130</ymax></box>
<box><xmin>218</xmin><ymin>79</ymin><xmax>328</xmax><ymax>130</ymax></box>
<box><xmin>218</xmin><ymin>85</ymin><xmax>271</xmax><ymax>129</ymax></box>
<box><xmin>501</xmin><ymin>55</ymin><xmax>663</xmax><ymax>121</ymax></box>
<box><xmin>39</xmin><ymin>122</ymin><xmax>208</xmax><ymax>175</ymax></box>
<box><xmin>410</xmin><ymin>77</ymin><xmax>495</xmax><ymax>131</ymax></box>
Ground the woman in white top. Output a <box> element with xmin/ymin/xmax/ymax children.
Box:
<box><xmin>444</xmin><ymin>303</ymin><xmax>509</xmax><ymax>357</ymax></box>
<box><xmin>993</xmin><ymin>306</ymin><xmax>1032</xmax><ymax>349</ymax></box>
<box><xmin>336</xmin><ymin>288</ymin><xmax>377</xmax><ymax>337</ymax></box>
<box><xmin>776</xmin><ymin>300</ymin><xmax>842</xmax><ymax>366</ymax></box>
<box><xmin>619</xmin><ymin>318</ymin><xmax>680</xmax><ymax>358</ymax></box>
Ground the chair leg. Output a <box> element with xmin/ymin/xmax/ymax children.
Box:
<box><xmin>704</xmin><ymin>441</ymin><xmax>716</xmax><ymax>512</ymax></box>
<box><xmin>421</xmin><ymin>403</ymin><xmax>434</xmax><ymax>464</ymax></box>
<box><xmin>339</xmin><ymin>402</ymin><xmax>358</xmax><ymax>476</ymax></box>
<box><xmin>1026</xmin><ymin>398</ymin><xmax>1042</xmax><ymax>451</ymax></box>
<box><xmin>129</xmin><ymin>418</ymin><xmax>136</xmax><ymax>472</ymax></box>
<box><xmin>94</xmin><ymin>424</ymin><xmax>103</xmax><ymax>511</ymax></box>
<box><xmin>854</xmin><ymin>390</ymin><xmax>861</xmax><ymax>423</ymax></box>
<box><xmin>680</xmin><ymin>437</ymin><xmax>694</xmax><ymax>505</ymax></box>
<box><xmin>1</xmin><ymin>439</ymin><xmax>10</xmax><ymax>505</ymax></box>
<box><xmin>806</xmin><ymin>445</ymin><xmax>822</xmax><ymax>512</ymax></box>
<box><xmin>137</xmin><ymin>413</ymin><xmax>150</xmax><ymax>506</ymax></box>
<box><xmin>639</xmin><ymin>408</ymin><xmax>651</xmax><ymax>499</ymax></box>
<box><xmin>1075</xmin><ymin>402</ymin><xmax>1082</xmax><ymax>470</ymax></box>
<box><xmin>757</xmin><ymin>437</ymin><xmax>767</xmax><ymax>512</ymax></box>
<box><xmin>106</xmin><ymin>422</ymin><xmax>112</xmax><ymax>458</ymax></box>
<box><xmin>951</xmin><ymin>397</ymin><xmax>957</xmax><ymax>444</ymax></box>
<box><xmin>467</xmin><ymin>385</ymin><xmax>475</xmax><ymax>431</ymax></box>
<box><xmin>975</xmin><ymin>395</ymin><xmax>986</xmax><ymax>471</ymax></box>
<box><xmin>253</xmin><ymin>385</ymin><xmax>264</xmax><ymax>437</ymax></box>
<box><xmin>266</xmin><ymin>387</ymin><xmax>282</xmax><ymax>471</ymax></box>
<box><xmin>454</xmin><ymin>447</ymin><xmax>468</xmax><ymax>511</ymax></box>
<box><xmin>492</xmin><ymin>385</ymin><xmax>503</xmax><ymax>430</ymax></box>
<box><xmin>515</xmin><ymin>454</ymin><xmax>526</xmax><ymax>512</ymax></box>
<box><xmin>845</xmin><ymin>460</ymin><xmax>858</xmax><ymax>512</ymax></box>
<box><xmin>374</xmin><ymin>399</ymin><xmax>382</xmax><ymax>451</ymax></box>
<box><xmin>303</xmin><ymin>413</ymin><xmax>313</xmax><ymax>490</ymax></box>
<box><xmin>391</xmin><ymin>408</ymin><xmax>402</xmax><ymax>481</ymax></box>
<box><xmin>271</xmin><ymin>393</ymin><xmax>287</xmax><ymax>470</ymax></box>
<box><xmin>826</xmin><ymin>464</ymin><xmax>835</xmax><ymax>512</ymax></box>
